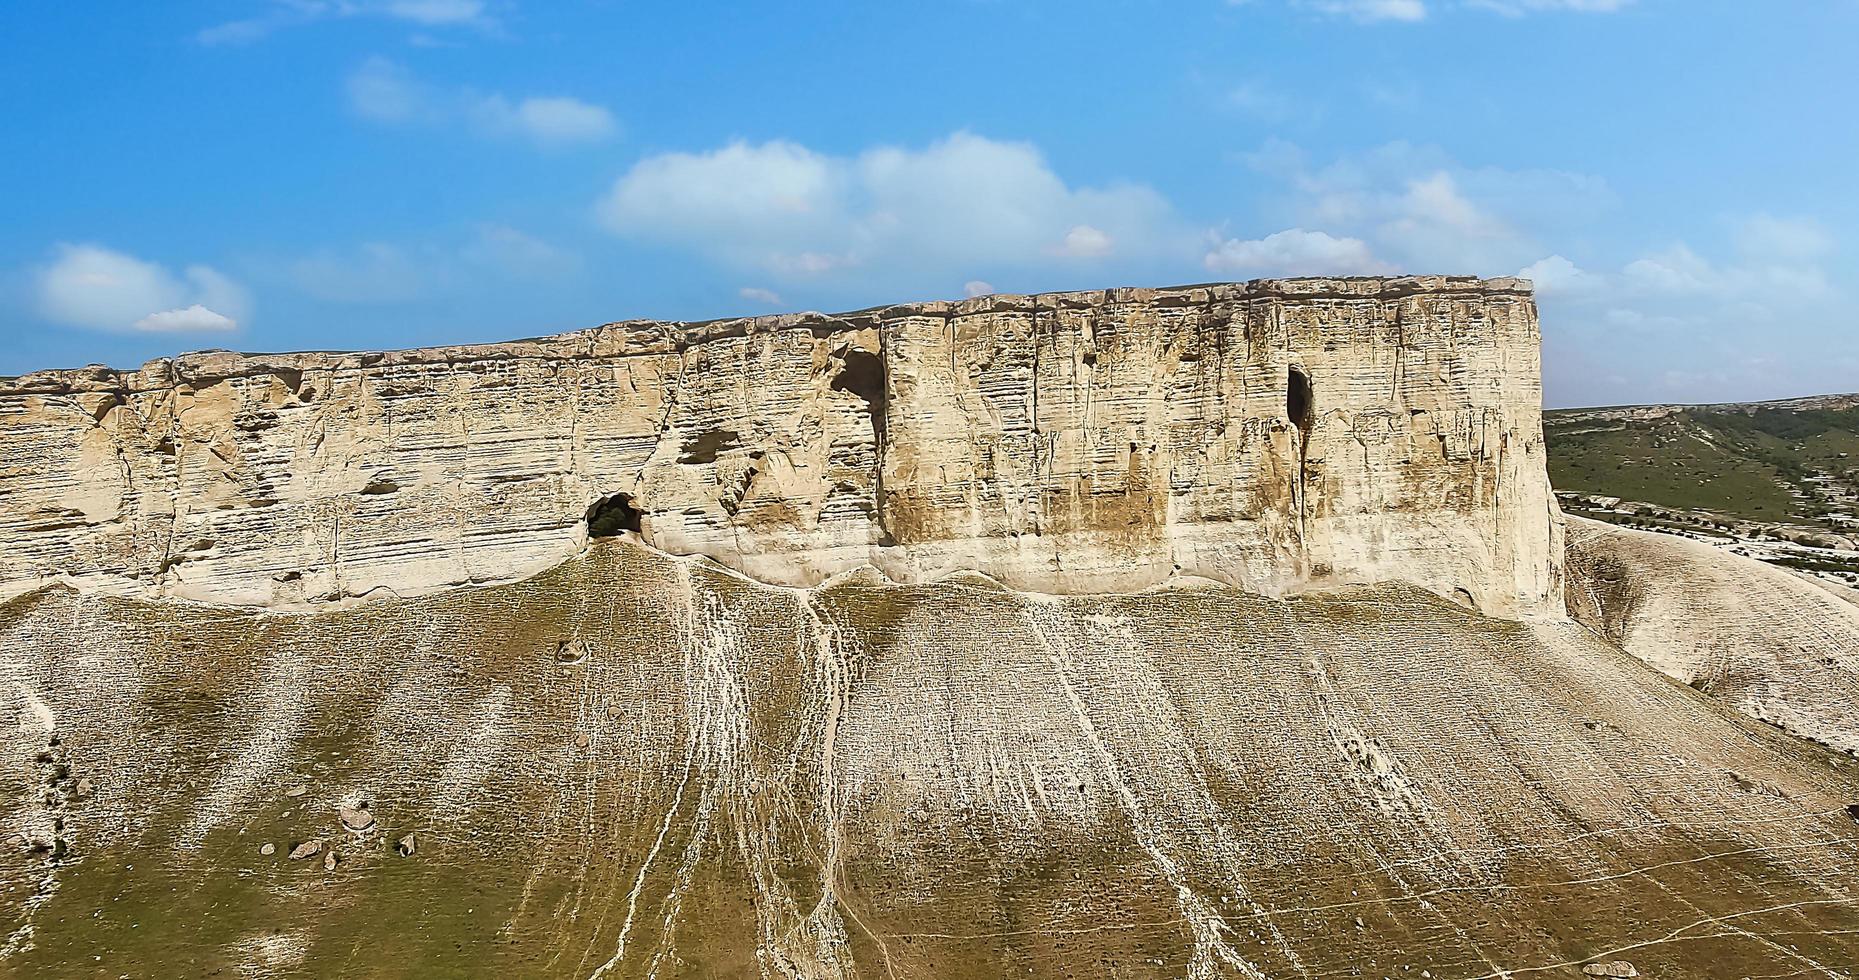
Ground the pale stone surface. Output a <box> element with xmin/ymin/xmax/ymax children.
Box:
<box><xmin>1565</xmin><ymin>515</ymin><xmax>1859</xmax><ymax>753</ymax></box>
<box><xmin>0</xmin><ymin>277</ymin><xmax>1563</xmax><ymax>618</ymax></box>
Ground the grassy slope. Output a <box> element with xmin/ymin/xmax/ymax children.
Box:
<box><xmin>1546</xmin><ymin>402</ymin><xmax>1859</xmax><ymax>527</ymax></box>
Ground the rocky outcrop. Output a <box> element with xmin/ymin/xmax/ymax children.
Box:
<box><xmin>1565</xmin><ymin>515</ymin><xmax>1859</xmax><ymax>753</ymax></box>
<box><xmin>0</xmin><ymin>277</ymin><xmax>1563</xmax><ymax>617</ymax></box>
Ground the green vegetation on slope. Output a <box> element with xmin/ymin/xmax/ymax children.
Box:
<box><xmin>1546</xmin><ymin>416</ymin><xmax>1798</xmax><ymax>516</ymax></box>
<box><xmin>1546</xmin><ymin>399</ymin><xmax>1859</xmax><ymax>534</ymax></box>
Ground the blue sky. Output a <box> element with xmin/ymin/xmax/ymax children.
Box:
<box><xmin>2</xmin><ymin>1</ymin><xmax>1853</xmax><ymax>407</ymax></box>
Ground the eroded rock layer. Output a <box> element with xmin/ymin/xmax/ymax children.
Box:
<box><xmin>1565</xmin><ymin>515</ymin><xmax>1859</xmax><ymax>754</ymax></box>
<box><xmin>4</xmin><ymin>542</ymin><xmax>1857</xmax><ymax>978</ymax></box>
<box><xmin>0</xmin><ymin>277</ymin><xmax>1563</xmax><ymax>618</ymax></box>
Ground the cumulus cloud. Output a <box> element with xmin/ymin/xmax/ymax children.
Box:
<box><xmin>1533</xmin><ymin>230</ymin><xmax>1836</xmax><ymax>324</ymax></box>
<box><xmin>347</xmin><ymin>59</ymin><xmax>617</xmax><ymax>147</ymax></box>
<box><xmin>963</xmin><ymin>280</ymin><xmax>995</xmax><ymax>298</ymax></box>
<box><xmin>198</xmin><ymin>0</ymin><xmax>493</xmax><ymax>46</ymax></box>
<box><xmin>1215</xmin><ymin>140</ymin><xmax>1849</xmax><ymax>405</ymax></box>
<box><xmin>1512</xmin><ymin>216</ymin><xmax>1846</xmax><ymax>406</ymax></box>
<box><xmin>1517</xmin><ymin>254</ymin><xmax>1597</xmax><ymax>295</ymax></box>
<box><xmin>1240</xmin><ymin>139</ymin><xmax>1614</xmax><ymax>275</ymax></box>
<box><xmin>134</xmin><ymin>305</ymin><xmax>239</xmax><ymax>333</ymax></box>
<box><xmin>595</xmin><ymin>132</ymin><xmax>1186</xmax><ymax>282</ymax></box>
<box><xmin>1204</xmin><ymin>229</ymin><xmax>1391</xmax><ymax>277</ymax></box>
<box><xmin>737</xmin><ymin>287</ymin><xmax>783</xmax><ymax>306</ymax></box>
<box><xmin>1392</xmin><ymin>172</ymin><xmax>1507</xmax><ymax>237</ymax></box>
<box><xmin>600</xmin><ymin>140</ymin><xmax>839</xmax><ymax>245</ymax></box>
<box><xmin>35</xmin><ymin>244</ymin><xmax>249</xmax><ymax>333</ymax></box>
<box><xmin>1051</xmin><ymin>225</ymin><xmax>1114</xmax><ymax>258</ymax></box>
<box><xmin>1617</xmin><ymin>228</ymin><xmax>1835</xmax><ymax>301</ymax></box>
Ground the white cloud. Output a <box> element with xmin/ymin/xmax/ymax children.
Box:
<box><xmin>1051</xmin><ymin>225</ymin><xmax>1114</xmax><ymax>258</ymax></box>
<box><xmin>600</xmin><ymin>140</ymin><xmax>839</xmax><ymax>240</ymax></box>
<box><xmin>198</xmin><ymin>0</ymin><xmax>492</xmax><ymax>46</ymax></box>
<box><xmin>1310</xmin><ymin>0</ymin><xmax>1427</xmax><ymax>22</ymax></box>
<box><xmin>1243</xmin><ymin>140</ymin><xmax>1614</xmax><ymax>275</ymax></box>
<box><xmin>738</xmin><ymin>287</ymin><xmax>783</xmax><ymax>306</ymax></box>
<box><xmin>1621</xmin><ymin>245</ymin><xmax>1713</xmax><ymax>295</ymax></box>
<box><xmin>346</xmin><ymin>59</ymin><xmax>618</xmax><ymax>147</ymax></box>
<box><xmin>1393</xmin><ymin>172</ymin><xmax>1506</xmax><ymax>237</ymax></box>
<box><xmin>595</xmin><ymin>132</ymin><xmax>1185</xmax><ymax>282</ymax></box>
<box><xmin>1617</xmin><ymin>232</ymin><xmax>1833</xmax><ymax>301</ymax></box>
<box><xmin>1470</xmin><ymin>0</ymin><xmax>1633</xmax><ymax>13</ymax></box>
<box><xmin>461</xmin><ymin>225</ymin><xmax>582</xmax><ymax>281</ymax></box>
<box><xmin>1520</xmin><ymin>220</ymin><xmax>1846</xmax><ymax>405</ymax></box>
<box><xmin>35</xmin><ymin>244</ymin><xmax>249</xmax><ymax>333</ymax></box>
<box><xmin>963</xmin><ymin>280</ymin><xmax>995</xmax><ymax>298</ymax></box>
<box><xmin>472</xmin><ymin>95</ymin><xmax>617</xmax><ymax>147</ymax></box>
<box><xmin>1204</xmin><ymin>229</ymin><xmax>1391</xmax><ymax>277</ymax></box>
<box><xmin>134</xmin><ymin>305</ymin><xmax>239</xmax><ymax>333</ymax></box>
<box><xmin>1517</xmin><ymin>254</ymin><xmax>1597</xmax><ymax>295</ymax></box>
<box><xmin>1217</xmin><ymin>140</ymin><xmax>1850</xmax><ymax>405</ymax></box>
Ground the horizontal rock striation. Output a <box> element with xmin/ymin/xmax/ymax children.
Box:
<box><xmin>0</xmin><ymin>277</ymin><xmax>1563</xmax><ymax>616</ymax></box>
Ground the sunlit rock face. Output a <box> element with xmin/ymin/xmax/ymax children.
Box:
<box><xmin>1565</xmin><ymin>515</ymin><xmax>1859</xmax><ymax>753</ymax></box>
<box><xmin>4</xmin><ymin>543</ymin><xmax>1858</xmax><ymax>978</ymax></box>
<box><xmin>7</xmin><ymin>280</ymin><xmax>1859</xmax><ymax>978</ymax></box>
<box><xmin>0</xmin><ymin>277</ymin><xmax>1563</xmax><ymax>618</ymax></box>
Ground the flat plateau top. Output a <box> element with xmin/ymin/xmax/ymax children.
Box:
<box><xmin>3</xmin><ymin>275</ymin><xmax>1532</xmax><ymax>395</ymax></box>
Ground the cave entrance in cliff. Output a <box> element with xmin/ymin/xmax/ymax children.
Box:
<box><xmin>831</xmin><ymin>348</ymin><xmax>887</xmax><ymax>445</ymax></box>
<box><xmin>1288</xmin><ymin>366</ymin><xmax>1315</xmax><ymax>435</ymax></box>
<box><xmin>585</xmin><ymin>492</ymin><xmax>642</xmax><ymax>538</ymax></box>
<box><xmin>829</xmin><ymin>345</ymin><xmax>896</xmax><ymax>546</ymax></box>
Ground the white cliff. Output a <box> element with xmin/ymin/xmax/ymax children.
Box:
<box><xmin>0</xmin><ymin>277</ymin><xmax>1564</xmax><ymax>618</ymax></box>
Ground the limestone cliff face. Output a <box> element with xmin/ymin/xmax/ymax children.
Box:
<box><xmin>0</xmin><ymin>277</ymin><xmax>1563</xmax><ymax>617</ymax></box>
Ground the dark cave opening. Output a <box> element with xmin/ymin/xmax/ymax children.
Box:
<box><xmin>1287</xmin><ymin>365</ymin><xmax>1315</xmax><ymax>435</ymax></box>
<box><xmin>829</xmin><ymin>346</ymin><xmax>895</xmax><ymax>546</ymax></box>
<box><xmin>830</xmin><ymin>348</ymin><xmax>888</xmax><ymax>445</ymax></box>
<box><xmin>585</xmin><ymin>492</ymin><xmax>643</xmax><ymax>538</ymax></box>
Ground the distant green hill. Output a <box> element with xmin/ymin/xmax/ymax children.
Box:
<box><xmin>1544</xmin><ymin>394</ymin><xmax>1859</xmax><ymax>579</ymax></box>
